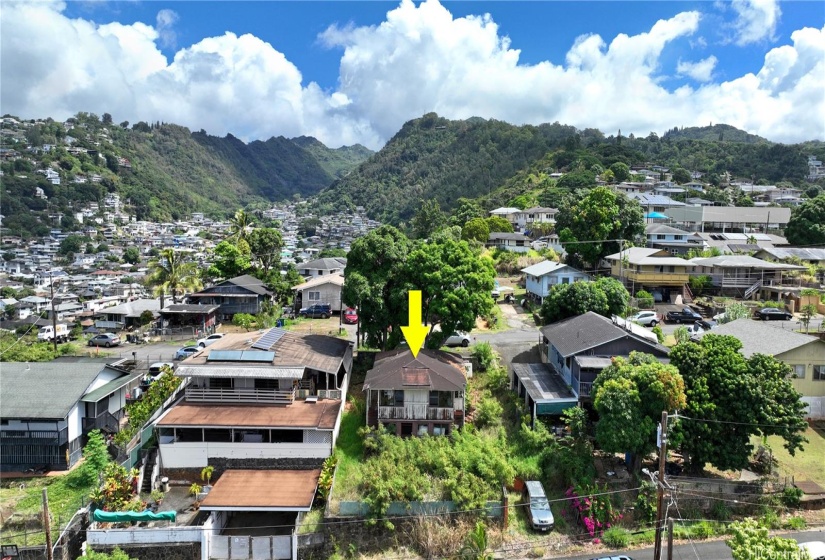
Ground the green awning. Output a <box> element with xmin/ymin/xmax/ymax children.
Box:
<box><xmin>81</xmin><ymin>372</ymin><xmax>142</xmax><ymax>403</ymax></box>
<box><xmin>93</xmin><ymin>510</ymin><xmax>176</xmax><ymax>522</ymax></box>
<box><xmin>536</xmin><ymin>400</ymin><xmax>578</xmax><ymax>416</ymax></box>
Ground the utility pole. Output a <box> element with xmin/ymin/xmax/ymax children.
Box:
<box><xmin>653</xmin><ymin>410</ymin><xmax>669</xmax><ymax>560</ymax></box>
<box><xmin>42</xmin><ymin>488</ymin><xmax>53</xmax><ymax>560</ymax></box>
<box><xmin>666</xmin><ymin>517</ymin><xmax>674</xmax><ymax>560</ymax></box>
<box><xmin>48</xmin><ymin>270</ymin><xmax>58</xmax><ymax>353</ymax></box>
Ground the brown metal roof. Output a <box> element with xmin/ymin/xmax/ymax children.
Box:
<box><xmin>179</xmin><ymin>331</ymin><xmax>352</xmax><ymax>376</ymax></box>
<box><xmin>363</xmin><ymin>349</ymin><xmax>467</xmax><ymax>392</ymax></box>
<box><xmin>156</xmin><ymin>401</ymin><xmax>340</xmax><ymax>429</ymax></box>
<box><xmin>200</xmin><ymin>469</ymin><xmax>320</xmax><ymax>511</ymax></box>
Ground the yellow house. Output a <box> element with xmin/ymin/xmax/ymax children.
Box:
<box><xmin>700</xmin><ymin>319</ymin><xmax>825</xmax><ymax>419</ymax></box>
<box><xmin>604</xmin><ymin>247</ymin><xmax>693</xmax><ymax>289</ymax></box>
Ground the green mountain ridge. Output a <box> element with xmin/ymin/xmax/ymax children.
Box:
<box><xmin>0</xmin><ymin>114</ymin><xmax>373</xmax><ymax>236</ymax></box>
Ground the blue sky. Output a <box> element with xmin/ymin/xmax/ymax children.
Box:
<box><xmin>2</xmin><ymin>1</ymin><xmax>823</xmax><ymax>148</ymax></box>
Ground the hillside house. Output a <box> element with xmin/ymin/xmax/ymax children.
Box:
<box><xmin>296</xmin><ymin>257</ymin><xmax>346</xmax><ymax>278</ymax></box>
<box><xmin>292</xmin><ymin>272</ymin><xmax>344</xmax><ymax>313</ymax></box>
<box><xmin>187</xmin><ymin>275</ymin><xmax>274</xmax><ymax>321</ymax></box>
<box><xmin>520</xmin><ymin>261</ymin><xmax>591</xmax><ymax>303</ymax></box>
<box><xmin>645</xmin><ymin>223</ymin><xmax>702</xmax><ymax>255</ymax></box>
<box><xmin>486</xmin><ymin>232</ymin><xmax>531</xmax><ymax>253</ymax></box>
<box><xmin>363</xmin><ymin>349</ymin><xmax>468</xmax><ymax>436</ymax></box>
<box><xmin>697</xmin><ymin>320</ymin><xmax>825</xmax><ymax>418</ymax></box>
<box><xmin>604</xmin><ymin>247</ymin><xmax>693</xmax><ymax>299</ymax></box>
<box><xmin>688</xmin><ymin>255</ymin><xmax>807</xmax><ymax>297</ymax></box>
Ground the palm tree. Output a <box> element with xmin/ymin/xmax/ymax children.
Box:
<box><xmin>146</xmin><ymin>249</ymin><xmax>203</xmax><ymax>308</ymax></box>
<box><xmin>228</xmin><ymin>209</ymin><xmax>254</xmax><ymax>243</ymax></box>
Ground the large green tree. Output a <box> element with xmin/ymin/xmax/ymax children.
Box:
<box><xmin>785</xmin><ymin>194</ymin><xmax>825</xmax><ymax>246</ymax></box>
<box><xmin>593</xmin><ymin>353</ymin><xmax>686</xmax><ymax>472</ymax></box>
<box><xmin>669</xmin><ymin>335</ymin><xmax>808</xmax><ymax>473</ymax></box>
<box><xmin>342</xmin><ymin>226</ymin><xmax>412</xmax><ymax>349</ymax></box>
<box><xmin>248</xmin><ymin>227</ymin><xmax>283</xmax><ymax>277</ymax></box>
<box><xmin>404</xmin><ymin>238</ymin><xmax>496</xmax><ymax>346</ymax></box>
<box><xmin>411</xmin><ymin>199</ymin><xmax>448</xmax><ymax>239</ymax></box>
<box><xmin>228</xmin><ymin>209</ymin><xmax>254</xmax><ymax>243</ymax></box>
<box><xmin>608</xmin><ymin>162</ymin><xmax>630</xmax><ymax>183</ymax></box>
<box><xmin>556</xmin><ymin>187</ymin><xmax>644</xmax><ymax>268</ymax></box>
<box><xmin>146</xmin><ymin>248</ymin><xmax>203</xmax><ymax>307</ymax></box>
<box><xmin>461</xmin><ymin>218</ymin><xmax>490</xmax><ymax>244</ymax></box>
<box><xmin>207</xmin><ymin>240</ymin><xmax>251</xmax><ymax>281</ymax></box>
<box><xmin>539</xmin><ymin>277</ymin><xmax>629</xmax><ymax>324</ymax></box>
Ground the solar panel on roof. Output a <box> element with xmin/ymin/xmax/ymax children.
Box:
<box><xmin>251</xmin><ymin>328</ymin><xmax>287</xmax><ymax>350</ymax></box>
<box><xmin>207</xmin><ymin>350</ymin><xmax>276</xmax><ymax>362</ymax></box>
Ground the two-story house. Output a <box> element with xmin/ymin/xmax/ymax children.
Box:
<box><xmin>697</xmin><ymin>320</ymin><xmax>825</xmax><ymax>418</ymax></box>
<box><xmin>520</xmin><ymin>261</ymin><xmax>592</xmax><ymax>303</ymax></box>
<box><xmin>604</xmin><ymin>247</ymin><xmax>694</xmax><ymax>300</ymax></box>
<box><xmin>645</xmin><ymin>224</ymin><xmax>703</xmax><ymax>256</ymax></box>
<box><xmin>1</xmin><ymin>358</ymin><xmax>143</xmax><ymax>471</ymax></box>
<box><xmin>688</xmin><ymin>255</ymin><xmax>807</xmax><ymax>298</ymax></box>
<box><xmin>296</xmin><ymin>257</ymin><xmax>346</xmax><ymax>279</ymax></box>
<box><xmin>156</xmin><ymin>328</ymin><xmax>351</xmax><ymax>471</ymax></box>
<box><xmin>514</xmin><ymin>207</ymin><xmax>558</xmax><ymax>233</ymax></box>
<box><xmin>363</xmin><ymin>349</ymin><xmax>469</xmax><ymax>437</ymax></box>
<box><xmin>488</xmin><ymin>207</ymin><xmax>521</xmax><ymax>230</ymax></box>
<box><xmin>292</xmin><ymin>272</ymin><xmax>344</xmax><ymax>314</ymax></box>
<box><xmin>187</xmin><ymin>275</ymin><xmax>274</xmax><ymax>321</ymax></box>
<box><xmin>538</xmin><ymin>312</ymin><xmax>670</xmax><ymax>402</ymax></box>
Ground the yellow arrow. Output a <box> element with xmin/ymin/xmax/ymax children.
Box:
<box><xmin>401</xmin><ymin>290</ymin><xmax>428</xmax><ymax>358</ymax></box>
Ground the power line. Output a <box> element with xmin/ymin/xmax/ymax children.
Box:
<box><xmin>673</xmin><ymin>413</ymin><xmax>807</xmax><ymax>431</ymax></box>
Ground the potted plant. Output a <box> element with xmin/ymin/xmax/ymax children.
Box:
<box><xmin>200</xmin><ymin>466</ymin><xmax>214</xmax><ymax>490</ymax></box>
<box><xmin>151</xmin><ymin>489</ymin><xmax>165</xmax><ymax>506</ymax></box>
<box><xmin>189</xmin><ymin>483</ymin><xmax>202</xmax><ymax>499</ymax></box>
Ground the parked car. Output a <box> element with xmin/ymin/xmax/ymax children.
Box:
<box><xmin>444</xmin><ymin>332</ymin><xmax>472</xmax><ymax>347</ymax></box>
<box><xmin>628</xmin><ymin>311</ymin><xmax>660</xmax><ymax>327</ymax></box>
<box><xmin>197</xmin><ymin>333</ymin><xmax>224</xmax><ymax>348</ymax></box>
<box><xmin>175</xmin><ymin>346</ymin><xmax>200</xmax><ymax>360</ymax></box>
<box><xmin>148</xmin><ymin>362</ymin><xmax>174</xmax><ymax>379</ymax></box>
<box><xmin>524</xmin><ymin>480</ymin><xmax>554</xmax><ymax>531</ymax></box>
<box><xmin>798</xmin><ymin>541</ymin><xmax>825</xmax><ymax>560</ymax></box>
<box><xmin>343</xmin><ymin>308</ymin><xmax>358</xmax><ymax>324</ymax></box>
<box><xmin>88</xmin><ymin>333</ymin><xmax>121</xmax><ymax>347</ymax></box>
<box><xmin>755</xmin><ymin>307</ymin><xmax>793</xmax><ymax>321</ymax></box>
<box><xmin>665</xmin><ymin>307</ymin><xmax>702</xmax><ymax>323</ymax></box>
<box><xmin>299</xmin><ymin>303</ymin><xmax>332</xmax><ymax>319</ymax></box>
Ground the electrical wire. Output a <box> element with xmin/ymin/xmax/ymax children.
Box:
<box><xmin>673</xmin><ymin>413</ymin><xmax>807</xmax><ymax>431</ymax></box>
<box><xmin>0</xmin><ymin>319</ymin><xmax>40</xmax><ymax>356</ymax></box>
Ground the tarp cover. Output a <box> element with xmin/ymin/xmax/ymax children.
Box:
<box><xmin>92</xmin><ymin>510</ymin><xmax>176</xmax><ymax>522</ymax></box>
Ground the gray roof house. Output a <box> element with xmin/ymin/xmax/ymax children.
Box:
<box><xmin>536</xmin><ymin>311</ymin><xmax>669</xmax><ymax>403</ymax></box>
<box><xmin>187</xmin><ymin>275</ymin><xmax>274</xmax><ymax>321</ymax></box>
<box><xmin>363</xmin><ymin>349</ymin><xmax>469</xmax><ymax>437</ymax></box>
<box><xmin>520</xmin><ymin>261</ymin><xmax>592</xmax><ymax>302</ymax></box>
<box><xmin>296</xmin><ymin>258</ymin><xmax>347</xmax><ymax>278</ymax></box>
<box><xmin>1</xmin><ymin>358</ymin><xmax>143</xmax><ymax>471</ymax></box>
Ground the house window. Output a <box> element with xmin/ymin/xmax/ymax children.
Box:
<box><xmin>656</xmin><ymin>234</ymin><xmax>666</xmax><ymax>240</ymax></box>
<box><xmin>394</xmin><ymin>390</ymin><xmax>405</xmax><ymax>407</ymax></box>
<box><xmin>308</xmin><ymin>291</ymin><xmax>321</xmax><ymax>301</ymax></box>
<box><xmin>561</xmin><ymin>277</ymin><xmax>570</xmax><ymax>284</ymax></box>
<box><xmin>254</xmin><ymin>379</ymin><xmax>278</xmax><ymax>389</ymax></box>
<box><xmin>417</xmin><ymin>425</ymin><xmax>429</xmax><ymax>436</ymax></box>
<box><xmin>270</xmin><ymin>429</ymin><xmax>303</xmax><ymax>443</ymax></box>
<box><xmin>429</xmin><ymin>391</ymin><xmax>453</xmax><ymax>407</ymax></box>
<box><xmin>814</xmin><ymin>365</ymin><xmax>825</xmax><ymax>381</ymax></box>
<box><xmin>209</xmin><ymin>378</ymin><xmax>233</xmax><ymax>390</ymax></box>
<box><xmin>791</xmin><ymin>365</ymin><xmax>806</xmax><ymax>379</ymax></box>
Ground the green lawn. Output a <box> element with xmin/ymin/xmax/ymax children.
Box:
<box><xmin>330</xmin><ymin>407</ymin><xmax>365</xmax><ymax>504</ymax></box>
<box><xmin>753</xmin><ymin>425</ymin><xmax>825</xmax><ymax>484</ymax></box>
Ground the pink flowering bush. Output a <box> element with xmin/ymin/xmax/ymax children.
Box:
<box><xmin>566</xmin><ymin>483</ymin><xmax>623</xmax><ymax>541</ymax></box>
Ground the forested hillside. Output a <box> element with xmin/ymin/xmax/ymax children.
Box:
<box><xmin>0</xmin><ymin>113</ymin><xmax>372</xmax><ymax>236</ymax></box>
<box><xmin>316</xmin><ymin>114</ymin><xmax>825</xmax><ymax>225</ymax></box>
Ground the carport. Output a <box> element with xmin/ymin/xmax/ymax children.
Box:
<box><xmin>511</xmin><ymin>363</ymin><xmax>578</xmax><ymax>427</ymax></box>
<box><xmin>201</xmin><ymin>469</ymin><xmax>321</xmax><ymax>560</ymax></box>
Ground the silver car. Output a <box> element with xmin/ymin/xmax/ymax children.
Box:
<box><xmin>629</xmin><ymin>311</ymin><xmax>660</xmax><ymax>327</ymax></box>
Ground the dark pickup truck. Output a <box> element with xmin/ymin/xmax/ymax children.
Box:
<box><xmin>666</xmin><ymin>307</ymin><xmax>703</xmax><ymax>323</ymax></box>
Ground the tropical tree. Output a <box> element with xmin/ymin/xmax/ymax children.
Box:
<box><xmin>247</xmin><ymin>227</ymin><xmax>283</xmax><ymax>277</ymax></box>
<box><xmin>556</xmin><ymin>187</ymin><xmax>644</xmax><ymax>268</ymax></box>
<box><xmin>609</xmin><ymin>162</ymin><xmax>630</xmax><ymax>183</ymax></box>
<box><xmin>592</xmin><ymin>353</ymin><xmax>686</xmax><ymax>472</ymax></box>
<box><xmin>207</xmin><ymin>240</ymin><xmax>251</xmax><ymax>280</ymax></box>
<box><xmin>122</xmin><ymin>246</ymin><xmax>140</xmax><ymax>264</ymax></box>
<box><xmin>146</xmin><ymin>249</ymin><xmax>202</xmax><ymax>307</ymax></box>
<box><xmin>404</xmin><ymin>237</ymin><xmax>496</xmax><ymax>346</ymax></box>
<box><xmin>669</xmin><ymin>334</ymin><xmax>808</xmax><ymax>473</ymax></box>
<box><xmin>228</xmin><ymin>209</ymin><xmax>254</xmax><ymax>243</ymax></box>
<box><xmin>342</xmin><ymin>226</ymin><xmax>412</xmax><ymax>349</ymax></box>
<box><xmin>539</xmin><ymin>277</ymin><xmax>629</xmax><ymax>324</ymax></box>
<box><xmin>786</xmin><ymin>195</ymin><xmax>825</xmax><ymax>245</ymax></box>
<box><xmin>461</xmin><ymin>218</ymin><xmax>490</xmax><ymax>244</ymax></box>
<box><xmin>671</xmin><ymin>168</ymin><xmax>692</xmax><ymax>184</ymax></box>
<box><xmin>486</xmin><ymin>216</ymin><xmax>514</xmax><ymax>233</ymax></box>
<box><xmin>411</xmin><ymin>199</ymin><xmax>448</xmax><ymax>239</ymax></box>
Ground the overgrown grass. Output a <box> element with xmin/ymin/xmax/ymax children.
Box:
<box><xmin>331</xmin><ymin>407</ymin><xmax>366</xmax><ymax>501</ymax></box>
<box><xmin>298</xmin><ymin>508</ymin><xmax>324</xmax><ymax>534</ymax></box>
<box><xmin>751</xmin><ymin>425</ymin><xmax>825</xmax><ymax>483</ymax></box>
<box><xmin>0</xmin><ymin>473</ymin><xmax>93</xmax><ymax>546</ymax></box>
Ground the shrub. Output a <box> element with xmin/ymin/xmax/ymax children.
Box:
<box><xmin>692</xmin><ymin>520</ymin><xmax>716</xmax><ymax>539</ymax></box>
<box><xmin>486</xmin><ymin>366</ymin><xmax>508</xmax><ymax>392</ymax></box>
<box><xmin>784</xmin><ymin>516</ymin><xmax>806</xmax><ymax>530</ymax></box>
<box><xmin>471</xmin><ymin>342</ymin><xmax>497</xmax><ymax>372</ymax></box>
<box><xmin>601</xmin><ymin>526</ymin><xmax>630</xmax><ymax>548</ymax></box>
<box><xmin>711</xmin><ymin>498</ymin><xmax>732</xmax><ymax>521</ymax></box>
<box><xmin>634</xmin><ymin>482</ymin><xmax>657</xmax><ymax>524</ymax></box>
<box><xmin>635</xmin><ymin>290</ymin><xmax>654</xmax><ymax>309</ymax></box>
<box><xmin>651</xmin><ymin>324</ymin><xmax>664</xmax><ymax>344</ymax></box>
<box><xmin>475</xmin><ymin>397</ymin><xmax>503</xmax><ymax>428</ymax></box>
<box><xmin>781</xmin><ymin>486</ymin><xmax>803</xmax><ymax>509</ymax></box>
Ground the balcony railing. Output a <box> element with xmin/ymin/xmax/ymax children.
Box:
<box><xmin>185</xmin><ymin>386</ymin><xmax>295</xmax><ymax>405</ymax></box>
<box><xmin>296</xmin><ymin>389</ymin><xmax>342</xmax><ymax>400</ymax></box>
<box><xmin>0</xmin><ymin>428</ymin><xmax>69</xmax><ymax>446</ymax></box>
<box><xmin>624</xmin><ymin>271</ymin><xmax>690</xmax><ymax>285</ymax></box>
<box><xmin>82</xmin><ymin>411</ymin><xmax>121</xmax><ymax>434</ymax></box>
<box><xmin>378</xmin><ymin>405</ymin><xmax>455</xmax><ymax>421</ymax></box>
<box><xmin>578</xmin><ymin>382</ymin><xmax>593</xmax><ymax>397</ymax></box>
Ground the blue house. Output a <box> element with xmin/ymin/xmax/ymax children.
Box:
<box><xmin>645</xmin><ymin>223</ymin><xmax>702</xmax><ymax>256</ymax></box>
<box><xmin>520</xmin><ymin>261</ymin><xmax>592</xmax><ymax>303</ymax></box>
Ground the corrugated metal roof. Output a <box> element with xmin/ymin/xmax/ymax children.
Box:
<box><xmin>176</xmin><ymin>366</ymin><xmax>305</xmax><ymax>379</ymax></box>
<box><xmin>201</xmin><ymin>469</ymin><xmax>320</xmax><ymax>511</ymax></box>
<box><xmin>81</xmin><ymin>371</ymin><xmax>142</xmax><ymax>402</ymax></box>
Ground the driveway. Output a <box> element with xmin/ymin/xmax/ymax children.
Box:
<box><xmin>476</xmin><ymin>303</ymin><xmax>543</xmax><ymax>366</ymax></box>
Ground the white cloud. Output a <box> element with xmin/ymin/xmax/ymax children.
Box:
<box><xmin>677</xmin><ymin>55</ymin><xmax>718</xmax><ymax>82</ymax></box>
<box><xmin>729</xmin><ymin>0</ymin><xmax>781</xmax><ymax>45</ymax></box>
<box><xmin>156</xmin><ymin>9</ymin><xmax>179</xmax><ymax>49</ymax></box>
<box><xmin>0</xmin><ymin>0</ymin><xmax>822</xmax><ymax>151</ymax></box>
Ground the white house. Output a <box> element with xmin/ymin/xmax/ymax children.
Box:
<box><xmin>521</xmin><ymin>261</ymin><xmax>592</xmax><ymax>302</ymax></box>
<box><xmin>486</xmin><ymin>232</ymin><xmax>531</xmax><ymax>253</ymax></box>
<box><xmin>291</xmin><ymin>271</ymin><xmax>344</xmax><ymax>312</ymax></box>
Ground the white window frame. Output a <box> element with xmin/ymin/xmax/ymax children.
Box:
<box><xmin>308</xmin><ymin>291</ymin><xmax>321</xmax><ymax>301</ymax></box>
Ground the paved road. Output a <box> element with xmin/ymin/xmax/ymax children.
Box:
<box><xmin>556</xmin><ymin>529</ymin><xmax>825</xmax><ymax>560</ymax></box>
